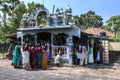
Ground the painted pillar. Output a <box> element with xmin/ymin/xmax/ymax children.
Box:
<box><xmin>102</xmin><ymin>40</ymin><xmax>109</xmax><ymax>64</ymax></box>
<box><xmin>17</xmin><ymin>32</ymin><xmax>23</xmax><ymax>45</ymax></box>
<box><xmin>35</xmin><ymin>18</ymin><xmax>38</xmax><ymax>28</ymax></box>
<box><xmin>91</xmin><ymin>38</ymin><xmax>94</xmax><ymax>63</ymax></box>
<box><xmin>51</xmin><ymin>34</ymin><xmax>54</xmax><ymax>57</ymax></box>
<box><xmin>67</xmin><ymin>35</ymin><xmax>73</xmax><ymax>64</ymax></box>
<box><xmin>34</xmin><ymin>34</ymin><xmax>37</xmax><ymax>45</ymax></box>
<box><xmin>21</xmin><ymin>35</ymin><xmax>23</xmax><ymax>45</ymax></box>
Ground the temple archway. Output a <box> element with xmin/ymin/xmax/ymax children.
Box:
<box><xmin>35</xmin><ymin>8</ymin><xmax>50</xmax><ymax>27</ymax></box>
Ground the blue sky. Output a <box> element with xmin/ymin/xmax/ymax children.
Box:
<box><xmin>18</xmin><ymin>0</ymin><xmax>120</xmax><ymax>24</ymax></box>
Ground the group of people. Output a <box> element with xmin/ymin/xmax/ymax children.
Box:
<box><xmin>7</xmin><ymin>42</ymin><xmax>50</xmax><ymax>70</ymax></box>
<box><xmin>72</xmin><ymin>43</ymin><xmax>103</xmax><ymax>66</ymax></box>
<box><xmin>6</xmin><ymin>41</ymin><xmax>104</xmax><ymax>70</ymax></box>
<box><xmin>72</xmin><ymin>44</ymin><xmax>88</xmax><ymax>66</ymax></box>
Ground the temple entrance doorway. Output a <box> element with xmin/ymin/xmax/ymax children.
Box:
<box><xmin>37</xmin><ymin>32</ymin><xmax>51</xmax><ymax>44</ymax></box>
<box><xmin>37</xmin><ymin>32</ymin><xmax>51</xmax><ymax>63</ymax></box>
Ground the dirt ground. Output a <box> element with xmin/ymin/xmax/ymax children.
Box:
<box><xmin>0</xmin><ymin>59</ymin><xmax>120</xmax><ymax>79</ymax></box>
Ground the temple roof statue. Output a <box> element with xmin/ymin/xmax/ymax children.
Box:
<box><xmin>56</xmin><ymin>8</ymin><xmax>60</xmax><ymax>14</ymax></box>
<box><xmin>65</xmin><ymin>5</ymin><xmax>72</xmax><ymax>15</ymax></box>
<box><xmin>21</xmin><ymin>5</ymin><xmax>74</xmax><ymax>28</ymax></box>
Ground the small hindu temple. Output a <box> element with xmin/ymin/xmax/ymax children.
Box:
<box><xmin>17</xmin><ymin>5</ymin><xmax>80</xmax><ymax>64</ymax></box>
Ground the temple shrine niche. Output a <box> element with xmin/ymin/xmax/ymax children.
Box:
<box><xmin>35</xmin><ymin>7</ymin><xmax>49</xmax><ymax>27</ymax></box>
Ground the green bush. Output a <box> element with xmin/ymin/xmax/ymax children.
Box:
<box><xmin>110</xmin><ymin>36</ymin><xmax>120</xmax><ymax>42</ymax></box>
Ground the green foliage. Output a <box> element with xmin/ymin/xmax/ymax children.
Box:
<box><xmin>105</xmin><ymin>15</ymin><xmax>120</xmax><ymax>32</ymax></box>
<box><xmin>9</xmin><ymin>1</ymin><xmax>27</xmax><ymax>33</ymax></box>
<box><xmin>0</xmin><ymin>0</ymin><xmax>44</xmax><ymax>42</ymax></box>
<box><xmin>111</xmin><ymin>36</ymin><xmax>120</xmax><ymax>41</ymax></box>
<box><xmin>0</xmin><ymin>0</ymin><xmax>21</xmax><ymax>34</ymax></box>
<box><xmin>73</xmin><ymin>10</ymin><xmax>103</xmax><ymax>30</ymax></box>
<box><xmin>27</xmin><ymin>1</ymin><xmax>43</xmax><ymax>16</ymax></box>
<box><xmin>104</xmin><ymin>15</ymin><xmax>120</xmax><ymax>38</ymax></box>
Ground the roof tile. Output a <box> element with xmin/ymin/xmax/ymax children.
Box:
<box><xmin>83</xmin><ymin>27</ymin><xmax>115</xmax><ymax>37</ymax></box>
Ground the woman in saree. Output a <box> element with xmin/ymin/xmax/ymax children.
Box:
<box><xmin>21</xmin><ymin>43</ymin><xmax>31</xmax><ymax>70</ymax></box>
<box><xmin>6</xmin><ymin>42</ymin><xmax>13</xmax><ymax>60</ymax></box>
<box><xmin>84</xmin><ymin>44</ymin><xmax>88</xmax><ymax>65</ymax></box>
<box><xmin>30</xmin><ymin>44</ymin><xmax>37</xmax><ymax>69</ymax></box>
<box><xmin>12</xmin><ymin>42</ymin><xmax>22</xmax><ymax>68</ymax></box>
<box><xmin>88</xmin><ymin>43</ymin><xmax>94</xmax><ymax>64</ymax></box>
<box><xmin>46</xmin><ymin>43</ymin><xmax>51</xmax><ymax>65</ymax></box>
<box><xmin>17</xmin><ymin>42</ymin><xmax>23</xmax><ymax>68</ymax></box>
<box><xmin>11</xmin><ymin>44</ymin><xmax>15</xmax><ymax>67</ymax></box>
<box><xmin>36</xmin><ymin>44</ymin><xmax>42</xmax><ymax>69</ymax></box>
<box><xmin>42</xmin><ymin>45</ymin><xmax>48</xmax><ymax>70</ymax></box>
<box><xmin>80</xmin><ymin>45</ymin><xmax>86</xmax><ymax>65</ymax></box>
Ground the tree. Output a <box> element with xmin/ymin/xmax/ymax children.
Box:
<box><xmin>6</xmin><ymin>0</ymin><xmax>21</xmax><ymax>33</ymax></box>
<box><xmin>0</xmin><ymin>0</ymin><xmax>44</xmax><ymax>34</ymax></box>
<box><xmin>0</xmin><ymin>0</ymin><xmax>10</xmax><ymax>33</ymax></box>
<box><xmin>10</xmin><ymin>1</ymin><xmax>27</xmax><ymax>33</ymax></box>
<box><xmin>0</xmin><ymin>0</ymin><xmax>21</xmax><ymax>34</ymax></box>
<box><xmin>105</xmin><ymin>15</ymin><xmax>120</xmax><ymax>37</ymax></box>
<box><xmin>73</xmin><ymin>10</ymin><xmax>103</xmax><ymax>30</ymax></box>
<box><xmin>27</xmin><ymin>1</ymin><xmax>43</xmax><ymax>16</ymax></box>
<box><xmin>0</xmin><ymin>0</ymin><xmax>27</xmax><ymax>33</ymax></box>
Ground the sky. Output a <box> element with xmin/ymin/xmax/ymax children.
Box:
<box><xmin>3</xmin><ymin>0</ymin><xmax>120</xmax><ymax>24</ymax></box>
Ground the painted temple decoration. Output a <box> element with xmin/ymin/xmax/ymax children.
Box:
<box><xmin>35</xmin><ymin>7</ymin><xmax>49</xmax><ymax>27</ymax></box>
<box><xmin>22</xmin><ymin>5</ymin><xmax>73</xmax><ymax>28</ymax></box>
<box><xmin>64</xmin><ymin>5</ymin><xmax>72</xmax><ymax>25</ymax></box>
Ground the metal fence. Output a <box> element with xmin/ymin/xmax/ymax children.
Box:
<box><xmin>0</xmin><ymin>43</ymin><xmax>10</xmax><ymax>59</ymax></box>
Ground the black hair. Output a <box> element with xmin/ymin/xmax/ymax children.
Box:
<box><xmin>37</xmin><ymin>43</ymin><xmax>41</xmax><ymax>47</ymax></box>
